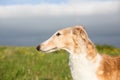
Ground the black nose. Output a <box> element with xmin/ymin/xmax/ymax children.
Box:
<box><xmin>36</xmin><ymin>45</ymin><xmax>40</xmax><ymax>51</ymax></box>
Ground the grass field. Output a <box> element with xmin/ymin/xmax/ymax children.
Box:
<box><xmin>0</xmin><ymin>45</ymin><xmax>120</xmax><ymax>80</ymax></box>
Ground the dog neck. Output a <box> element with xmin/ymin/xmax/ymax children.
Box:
<box><xmin>64</xmin><ymin>39</ymin><xmax>102</xmax><ymax>80</ymax></box>
<box><xmin>69</xmin><ymin>52</ymin><xmax>101</xmax><ymax>80</ymax></box>
<box><xmin>64</xmin><ymin>38</ymin><xmax>98</xmax><ymax>60</ymax></box>
<box><xmin>68</xmin><ymin>45</ymin><xmax>101</xmax><ymax>80</ymax></box>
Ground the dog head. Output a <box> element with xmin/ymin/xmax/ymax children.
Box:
<box><xmin>36</xmin><ymin>26</ymin><xmax>96</xmax><ymax>56</ymax></box>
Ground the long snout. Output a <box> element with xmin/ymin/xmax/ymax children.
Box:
<box><xmin>36</xmin><ymin>35</ymin><xmax>58</xmax><ymax>53</ymax></box>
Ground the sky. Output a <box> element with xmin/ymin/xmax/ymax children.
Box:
<box><xmin>0</xmin><ymin>0</ymin><xmax>120</xmax><ymax>47</ymax></box>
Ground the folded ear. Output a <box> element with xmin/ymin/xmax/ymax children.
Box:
<box><xmin>72</xmin><ymin>26</ymin><xmax>97</xmax><ymax>59</ymax></box>
<box><xmin>72</xmin><ymin>26</ymin><xmax>88</xmax><ymax>41</ymax></box>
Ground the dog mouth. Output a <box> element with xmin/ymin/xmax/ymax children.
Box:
<box><xmin>41</xmin><ymin>47</ymin><xmax>58</xmax><ymax>53</ymax></box>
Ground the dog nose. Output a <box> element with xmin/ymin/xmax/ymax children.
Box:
<box><xmin>36</xmin><ymin>45</ymin><xmax>41</xmax><ymax>51</ymax></box>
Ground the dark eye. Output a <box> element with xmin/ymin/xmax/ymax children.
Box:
<box><xmin>56</xmin><ymin>32</ymin><xmax>61</xmax><ymax>36</ymax></box>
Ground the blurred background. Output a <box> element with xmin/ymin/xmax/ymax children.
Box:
<box><xmin>0</xmin><ymin>0</ymin><xmax>120</xmax><ymax>47</ymax></box>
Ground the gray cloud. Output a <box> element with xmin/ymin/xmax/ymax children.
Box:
<box><xmin>0</xmin><ymin>13</ymin><xmax>120</xmax><ymax>47</ymax></box>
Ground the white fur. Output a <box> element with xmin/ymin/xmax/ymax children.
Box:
<box><xmin>69</xmin><ymin>53</ymin><xmax>102</xmax><ymax>80</ymax></box>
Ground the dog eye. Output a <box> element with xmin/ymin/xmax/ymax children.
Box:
<box><xmin>56</xmin><ymin>32</ymin><xmax>61</xmax><ymax>36</ymax></box>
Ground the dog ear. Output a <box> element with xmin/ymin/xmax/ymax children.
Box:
<box><xmin>72</xmin><ymin>26</ymin><xmax>87</xmax><ymax>41</ymax></box>
<box><xmin>72</xmin><ymin>26</ymin><xmax>97</xmax><ymax>59</ymax></box>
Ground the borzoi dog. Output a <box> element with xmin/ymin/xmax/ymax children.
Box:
<box><xmin>36</xmin><ymin>26</ymin><xmax>120</xmax><ymax>80</ymax></box>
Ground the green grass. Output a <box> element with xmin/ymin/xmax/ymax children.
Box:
<box><xmin>0</xmin><ymin>45</ymin><xmax>120</xmax><ymax>80</ymax></box>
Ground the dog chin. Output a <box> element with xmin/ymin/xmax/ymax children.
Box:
<box><xmin>41</xmin><ymin>47</ymin><xmax>58</xmax><ymax>53</ymax></box>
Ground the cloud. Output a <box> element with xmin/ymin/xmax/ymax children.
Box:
<box><xmin>0</xmin><ymin>1</ymin><xmax>119</xmax><ymax>18</ymax></box>
<box><xmin>0</xmin><ymin>0</ymin><xmax>120</xmax><ymax>46</ymax></box>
